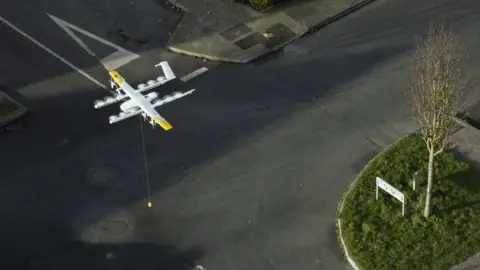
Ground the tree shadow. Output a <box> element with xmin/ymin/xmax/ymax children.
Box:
<box><xmin>449</xmin><ymin>145</ymin><xmax>480</xmax><ymax>175</ymax></box>
<box><xmin>0</xmin><ymin>2</ymin><xmax>447</xmax><ymax>266</ymax></box>
<box><xmin>3</xmin><ymin>242</ymin><xmax>202</xmax><ymax>270</ymax></box>
<box><xmin>0</xmin><ymin>39</ymin><xmax>411</xmax><ymax>269</ymax></box>
<box><xmin>434</xmin><ymin>164</ymin><xmax>480</xmax><ymax>214</ymax></box>
<box><xmin>0</xmin><ymin>215</ymin><xmax>204</xmax><ymax>270</ymax></box>
<box><xmin>449</xmin><ymin>166</ymin><xmax>480</xmax><ymax>193</ymax></box>
<box><xmin>440</xmin><ymin>198</ymin><xmax>480</xmax><ymax>215</ymax></box>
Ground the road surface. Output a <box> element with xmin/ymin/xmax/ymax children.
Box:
<box><xmin>1</xmin><ymin>0</ymin><xmax>480</xmax><ymax>269</ymax></box>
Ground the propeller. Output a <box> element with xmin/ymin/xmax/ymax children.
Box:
<box><xmin>149</xmin><ymin>119</ymin><xmax>156</xmax><ymax>129</ymax></box>
<box><xmin>109</xmin><ymin>79</ymin><xmax>116</xmax><ymax>89</ymax></box>
<box><xmin>141</xmin><ymin>112</ymin><xmax>148</xmax><ymax>121</ymax></box>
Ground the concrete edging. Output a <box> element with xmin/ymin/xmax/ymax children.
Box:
<box><xmin>337</xmin><ymin>218</ymin><xmax>360</xmax><ymax>269</ymax></box>
<box><xmin>168</xmin><ymin>46</ymin><xmax>234</xmax><ymax>63</ymax></box>
<box><xmin>252</xmin><ymin>0</ymin><xmax>379</xmax><ymax>63</ymax></box>
<box><xmin>336</xmin><ymin>135</ymin><xmax>411</xmax><ymax>270</ymax></box>
<box><xmin>336</xmin><ymin>158</ymin><xmax>369</xmax><ymax>270</ymax></box>
<box><xmin>452</xmin><ymin>115</ymin><xmax>480</xmax><ymax>135</ymax></box>
<box><xmin>166</xmin><ymin>0</ymin><xmax>379</xmax><ymax>63</ymax></box>
<box><xmin>0</xmin><ymin>91</ymin><xmax>27</xmax><ymax>126</ymax></box>
<box><xmin>305</xmin><ymin>0</ymin><xmax>376</xmax><ymax>35</ymax></box>
<box><xmin>166</xmin><ymin>0</ymin><xmax>188</xmax><ymax>12</ymax></box>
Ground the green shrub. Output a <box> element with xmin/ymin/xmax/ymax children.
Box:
<box><xmin>248</xmin><ymin>0</ymin><xmax>275</xmax><ymax>10</ymax></box>
<box><xmin>338</xmin><ymin>134</ymin><xmax>480</xmax><ymax>269</ymax></box>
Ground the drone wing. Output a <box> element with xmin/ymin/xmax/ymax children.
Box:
<box><xmin>150</xmin><ymin>89</ymin><xmax>196</xmax><ymax>109</ymax></box>
<box><xmin>108</xmin><ymin>108</ymin><xmax>144</xmax><ymax>124</ymax></box>
<box><xmin>94</xmin><ymin>61</ymin><xmax>176</xmax><ymax>109</ymax></box>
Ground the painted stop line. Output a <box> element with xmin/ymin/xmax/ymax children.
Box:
<box><xmin>47</xmin><ymin>14</ymin><xmax>140</xmax><ymax>71</ymax></box>
<box><xmin>0</xmin><ymin>14</ymin><xmax>107</xmax><ymax>89</ymax></box>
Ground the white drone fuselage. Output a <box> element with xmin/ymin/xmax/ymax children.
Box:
<box><xmin>92</xmin><ymin>61</ymin><xmax>195</xmax><ymax>131</ymax></box>
<box><xmin>120</xmin><ymin>92</ymin><xmax>157</xmax><ymax>113</ymax></box>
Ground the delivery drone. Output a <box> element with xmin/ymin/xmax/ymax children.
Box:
<box><xmin>93</xmin><ymin>61</ymin><xmax>195</xmax><ymax>131</ymax></box>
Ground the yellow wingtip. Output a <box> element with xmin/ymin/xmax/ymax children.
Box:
<box><xmin>158</xmin><ymin>119</ymin><xmax>172</xmax><ymax>131</ymax></box>
<box><xmin>108</xmin><ymin>70</ymin><xmax>123</xmax><ymax>85</ymax></box>
<box><xmin>152</xmin><ymin>117</ymin><xmax>172</xmax><ymax>131</ymax></box>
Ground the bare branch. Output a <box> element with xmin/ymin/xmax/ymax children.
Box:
<box><xmin>434</xmin><ymin>147</ymin><xmax>444</xmax><ymax>156</ymax></box>
<box><xmin>405</xmin><ymin>21</ymin><xmax>466</xmax><ymax>154</ymax></box>
<box><xmin>406</xmin><ymin>21</ymin><xmax>467</xmax><ymax>218</ymax></box>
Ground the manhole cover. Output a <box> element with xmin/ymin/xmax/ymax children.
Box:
<box><xmin>88</xmin><ymin>167</ymin><xmax>117</xmax><ymax>187</ymax></box>
<box><xmin>99</xmin><ymin>219</ymin><xmax>130</xmax><ymax>235</ymax></box>
<box><xmin>234</xmin><ymin>32</ymin><xmax>265</xmax><ymax>50</ymax></box>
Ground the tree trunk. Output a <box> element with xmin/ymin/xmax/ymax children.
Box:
<box><xmin>424</xmin><ymin>148</ymin><xmax>434</xmax><ymax>217</ymax></box>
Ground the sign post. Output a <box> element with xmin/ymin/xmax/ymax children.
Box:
<box><xmin>376</xmin><ymin>177</ymin><xmax>405</xmax><ymax>216</ymax></box>
<box><xmin>412</xmin><ymin>171</ymin><xmax>419</xmax><ymax>191</ymax></box>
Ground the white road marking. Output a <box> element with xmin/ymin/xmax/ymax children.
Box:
<box><xmin>47</xmin><ymin>14</ymin><xmax>139</xmax><ymax>71</ymax></box>
<box><xmin>180</xmin><ymin>67</ymin><xmax>208</xmax><ymax>82</ymax></box>
<box><xmin>0</xmin><ymin>15</ymin><xmax>107</xmax><ymax>89</ymax></box>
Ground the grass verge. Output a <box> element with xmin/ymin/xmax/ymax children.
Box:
<box><xmin>338</xmin><ymin>134</ymin><xmax>480</xmax><ymax>269</ymax></box>
<box><xmin>235</xmin><ymin>0</ymin><xmax>283</xmax><ymax>12</ymax></box>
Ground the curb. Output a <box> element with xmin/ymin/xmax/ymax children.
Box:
<box><xmin>0</xmin><ymin>91</ymin><xmax>28</xmax><ymax>126</ymax></box>
<box><xmin>166</xmin><ymin>0</ymin><xmax>378</xmax><ymax>63</ymax></box>
<box><xmin>337</xmin><ymin>218</ymin><xmax>360</xmax><ymax>270</ymax></box>
<box><xmin>253</xmin><ymin>0</ymin><xmax>378</xmax><ymax>63</ymax></box>
<box><xmin>336</xmin><ymin>158</ymin><xmax>369</xmax><ymax>270</ymax></box>
<box><xmin>453</xmin><ymin>114</ymin><xmax>480</xmax><ymax>135</ymax></box>
<box><xmin>168</xmin><ymin>46</ymin><xmax>234</xmax><ymax>63</ymax></box>
<box><xmin>305</xmin><ymin>0</ymin><xmax>376</xmax><ymax>35</ymax></box>
<box><xmin>450</xmin><ymin>253</ymin><xmax>480</xmax><ymax>270</ymax></box>
<box><xmin>435</xmin><ymin>115</ymin><xmax>480</xmax><ymax>269</ymax></box>
<box><xmin>335</xmin><ymin>135</ymin><xmax>412</xmax><ymax>270</ymax></box>
<box><xmin>166</xmin><ymin>0</ymin><xmax>187</xmax><ymax>12</ymax></box>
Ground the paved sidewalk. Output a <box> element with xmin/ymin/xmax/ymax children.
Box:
<box><xmin>451</xmin><ymin>122</ymin><xmax>480</xmax><ymax>169</ymax></box>
<box><xmin>449</xmin><ymin>120</ymin><xmax>480</xmax><ymax>270</ymax></box>
<box><xmin>429</xmin><ymin>102</ymin><xmax>480</xmax><ymax>270</ymax></box>
<box><xmin>166</xmin><ymin>0</ymin><xmax>373</xmax><ymax>63</ymax></box>
<box><xmin>451</xmin><ymin>99</ymin><xmax>480</xmax><ymax>168</ymax></box>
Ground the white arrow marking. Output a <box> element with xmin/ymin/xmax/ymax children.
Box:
<box><xmin>47</xmin><ymin>13</ymin><xmax>140</xmax><ymax>71</ymax></box>
<box><xmin>0</xmin><ymin>15</ymin><xmax>106</xmax><ymax>89</ymax></box>
<box><xmin>180</xmin><ymin>67</ymin><xmax>208</xmax><ymax>82</ymax></box>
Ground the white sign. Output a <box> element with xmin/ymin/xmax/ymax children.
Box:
<box><xmin>376</xmin><ymin>177</ymin><xmax>405</xmax><ymax>216</ymax></box>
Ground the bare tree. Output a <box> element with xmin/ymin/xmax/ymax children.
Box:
<box><xmin>405</xmin><ymin>22</ymin><xmax>466</xmax><ymax>218</ymax></box>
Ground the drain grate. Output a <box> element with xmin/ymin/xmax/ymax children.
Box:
<box><xmin>234</xmin><ymin>32</ymin><xmax>266</xmax><ymax>50</ymax></box>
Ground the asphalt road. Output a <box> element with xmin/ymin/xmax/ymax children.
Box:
<box><xmin>1</xmin><ymin>0</ymin><xmax>480</xmax><ymax>269</ymax></box>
